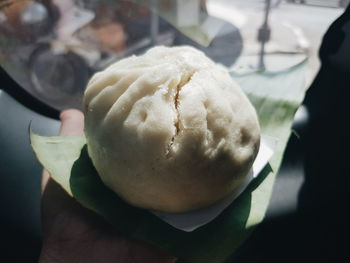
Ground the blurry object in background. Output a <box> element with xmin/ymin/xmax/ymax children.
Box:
<box><xmin>257</xmin><ymin>0</ymin><xmax>272</xmax><ymax>70</ymax></box>
<box><xmin>329</xmin><ymin>20</ymin><xmax>350</xmax><ymax>73</ymax></box>
<box><xmin>0</xmin><ymin>0</ymin><xmax>346</xmax><ymax>113</ymax></box>
<box><xmin>91</xmin><ymin>22</ymin><xmax>125</xmax><ymax>53</ymax></box>
<box><xmin>28</xmin><ymin>43</ymin><xmax>90</xmax><ymax>105</ymax></box>
<box><xmin>0</xmin><ymin>0</ymin><xmax>57</xmax><ymax>42</ymax></box>
<box><xmin>88</xmin><ymin>1</ymin><xmax>126</xmax><ymax>54</ymax></box>
<box><xmin>214</xmin><ymin>0</ymin><xmax>344</xmax><ymax>80</ymax></box>
<box><xmin>0</xmin><ymin>0</ymin><xmax>229</xmax><ymax>113</ymax></box>
<box><xmin>52</xmin><ymin>0</ymin><xmax>94</xmax><ymax>41</ymax></box>
<box><xmin>298</xmin><ymin>6</ymin><xmax>350</xmax><ymax>262</ymax></box>
<box><xmin>173</xmin><ymin>21</ymin><xmax>243</xmax><ymax>67</ymax></box>
<box><xmin>25</xmin><ymin>0</ymin><xmax>98</xmax><ymax>110</ymax></box>
<box><xmin>287</xmin><ymin>0</ymin><xmax>349</xmax><ymax>8</ymax></box>
<box><xmin>176</xmin><ymin>0</ymin><xmax>200</xmax><ymax>27</ymax></box>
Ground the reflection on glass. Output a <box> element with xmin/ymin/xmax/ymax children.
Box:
<box><xmin>0</xmin><ymin>0</ymin><xmax>347</xmax><ymax>110</ymax></box>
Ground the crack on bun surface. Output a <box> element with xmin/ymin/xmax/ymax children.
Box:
<box><xmin>83</xmin><ymin>46</ymin><xmax>261</xmax><ymax>213</ymax></box>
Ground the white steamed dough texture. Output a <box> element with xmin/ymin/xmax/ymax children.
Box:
<box><xmin>83</xmin><ymin>46</ymin><xmax>260</xmax><ymax>213</ymax></box>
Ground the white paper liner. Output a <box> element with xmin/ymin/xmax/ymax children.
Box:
<box><xmin>150</xmin><ymin>135</ymin><xmax>278</xmax><ymax>232</ymax></box>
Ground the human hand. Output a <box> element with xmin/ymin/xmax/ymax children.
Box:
<box><xmin>40</xmin><ymin>109</ymin><xmax>177</xmax><ymax>263</ymax></box>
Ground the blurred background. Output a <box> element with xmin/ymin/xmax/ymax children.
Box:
<box><xmin>0</xmin><ymin>0</ymin><xmax>346</xmax><ymax>111</ymax></box>
<box><xmin>0</xmin><ymin>0</ymin><xmax>348</xmax><ymax>262</ymax></box>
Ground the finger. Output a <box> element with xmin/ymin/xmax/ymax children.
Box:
<box><xmin>59</xmin><ymin>109</ymin><xmax>84</xmax><ymax>136</ymax></box>
<box><xmin>41</xmin><ymin>170</ymin><xmax>50</xmax><ymax>193</ymax></box>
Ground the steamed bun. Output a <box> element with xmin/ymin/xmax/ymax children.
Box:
<box><xmin>83</xmin><ymin>46</ymin><xmax>260</xmax><ymax>213</ymax></box>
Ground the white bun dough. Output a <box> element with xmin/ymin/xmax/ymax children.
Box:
<box><xmin>83</xmin><ymin>46</ymin><xmax>260</xmax><ymax>213</ymax></box>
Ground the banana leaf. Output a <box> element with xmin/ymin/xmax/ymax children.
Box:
<box><xmin>30</xmin><ymin>60</ymin><xmax>307</xmax><ymax>263</ymax></box>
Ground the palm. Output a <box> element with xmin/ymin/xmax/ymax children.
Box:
<box><xmin>39</xmin><ymin>110</ymin><xmax>176</xmax><ymax>263</ymax></box>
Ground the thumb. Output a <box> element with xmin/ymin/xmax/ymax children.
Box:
<box><xmin>59</xmin><ymin>109</ymin><xmax>84</xmax><ymax>136</ymax></box>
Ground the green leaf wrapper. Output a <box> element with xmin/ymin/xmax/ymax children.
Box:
<box><xmin>30</xmin><ymin>61</ymin><xmax>307</xmax><ymax>263</ymax></box>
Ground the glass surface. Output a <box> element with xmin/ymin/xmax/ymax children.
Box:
<box><xmin>0</xmin><ymin>0</ymin><xmax>347</xmax><ymax>111</ymax></box>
